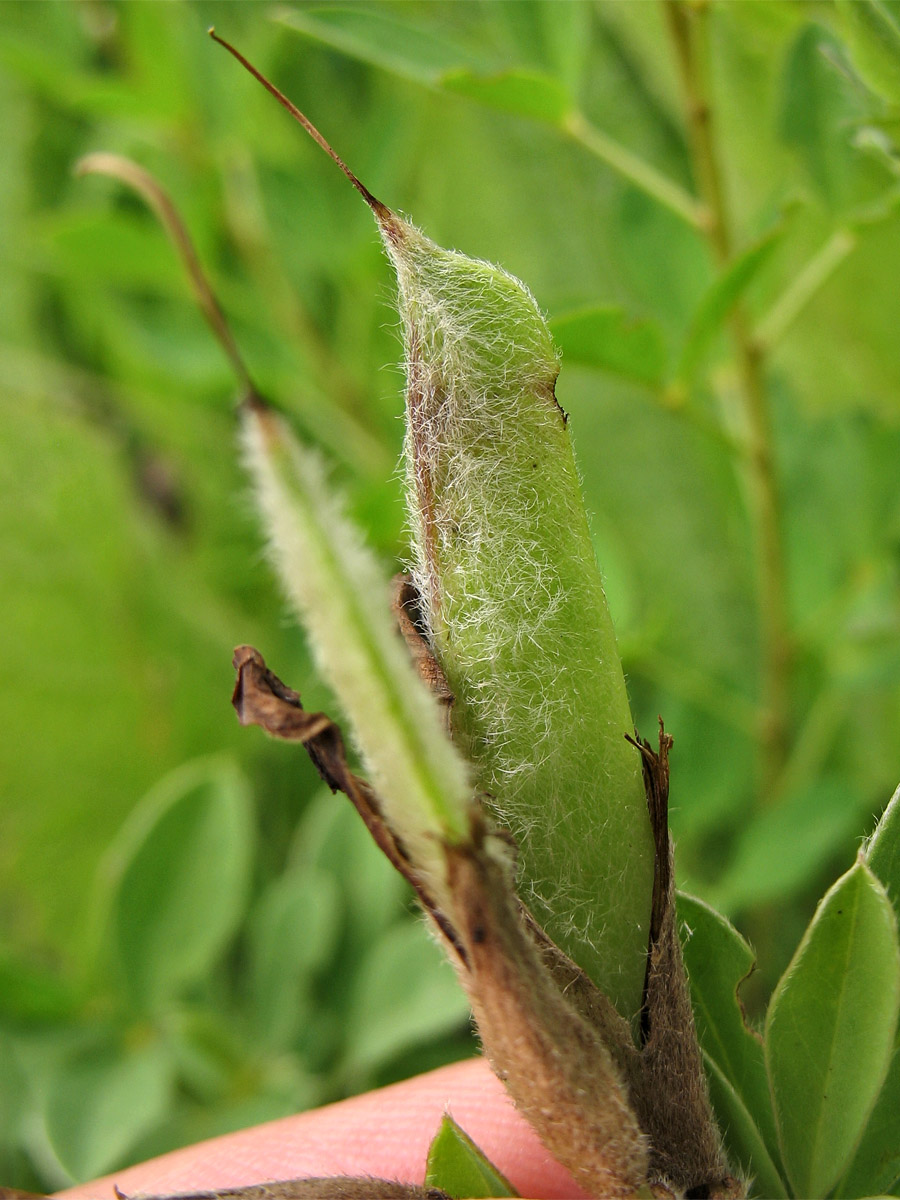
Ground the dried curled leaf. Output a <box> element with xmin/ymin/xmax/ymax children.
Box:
<box><xmin>232</xmin><ymin>645</ymin><xmax>467</xmax><ymax>962</ymax></box>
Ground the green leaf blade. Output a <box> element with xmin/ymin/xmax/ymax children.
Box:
<box><xmin>342</xmin><ymin>922</ymin><xmax>471</xmax><ymax>1077</ymax></box>
<box><xmin>247</xmin><ymin>864</ymin><xmax>341</xmax><ymax>1052</ymax></box>
<box><xmin>274</xmin><ymin>6</ymin><xmax>480</xmax><ymax>86</ymax></box>
<box><xmin>779</xmin><ymin>23</ymin><xmax>858</xmax><ymax>210</ymax></box>
<box><xmin>440</xmin><ymin>68</ymin><xmax>573</xmax><ymax>124</ymax></box>
<box><xmin>550</xmin><ymin>305</ymin><xmax>668</xmax><ymax>389</ymax></box>
<box><xmin>425</xmin><ymin>1114</ymin><xmax>518</xmax><ymax>1198</ymax></box>
<box><xmin>44</xmin><ymin>1038</ymin><xmax>175</xmax><ymax>1182</ymax></box>
<box><xmin>866</xmin><ymin>783</ymin><xmax>900</xmax><ymax>923</ymax></box>
<box><xmin>838</xmin><ymin>783</ymin><xmax>900</xmax><ymax>1197</ymax></box>
<box><xmin>836</xmin><ymin>0</ymin><xmax>900</xmax><ymax>105</ymax></box>
<box><xmin>839</xmin><ymin>1051</ymin><xmax>900</xmax><ymax>1198</ymax></box>
<box><xmin>701</xmin><ymin>1052</ymin><xmax>788</xmax><ymax>1200</ymax></box>
<box><xmin>101</xmin><ymin>758</ymin><xmax>255</xmax><ymax>1012</ymax></box>
<box><xmin>765</xmin><ymin>860</ymin><xmax>900</xmax><ymax>1199</ymax></box>
<box><xmin>243</xmin><ymin>404</ymin><xmax>474</xmax><ymax>911</ymax></box>
<box><xmin>678</xmin><ymin>893</ymin><xmax>782</xmax><ymax>1184</ymax></box>
<box><xmin>675</xmin><ymin>228</ymin><xmax>783</xmax><ymax>387</ymax></box>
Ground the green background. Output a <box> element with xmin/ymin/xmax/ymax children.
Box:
<box><xmin>1</xmin><ymin>0</ymin><xmax>899</xmax><ymax>1188</ymax></box>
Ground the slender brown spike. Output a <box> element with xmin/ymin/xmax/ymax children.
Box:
<box><xmin>74</xmin><ymin>152</ymin><xmax>255</xmax><ymax>399</ymax></box>
<box><xmin>113</xmin><ymin>1182</ymin><xmax>451</xmax><ymax>1200</ymax></box>
<box><xmin>208</xmin><ymin>29</ymin><xmax>391</xmax><ymax>224</ymax></box>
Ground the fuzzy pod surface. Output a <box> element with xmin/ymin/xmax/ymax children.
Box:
<box><xmin>380</xmin><ymin>213</ymin><xmax>655</xmax><ymax>1021</ymax></box>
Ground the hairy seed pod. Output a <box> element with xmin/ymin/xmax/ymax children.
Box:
<box><xmin>381</xmin><ymin>216</ymin><xmax>655</xmax><ymax>1020</ymax></box>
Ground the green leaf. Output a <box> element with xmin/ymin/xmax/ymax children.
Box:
<box><xmin>677</xmin><ymin>894</ymin><xmax>782</xmax><ymax>1183</ymax></box>
<box><xmin>839</xmin><ymin>1050</ymin><xmax>900</xmax><ymax>1198</ymax></box>
<box><xmin>243</xmin><ymin>405</ymin><xmax>472</xmax><ymax>908</ymax></box>
<box><xmin>440</xmin><ymin>68</ymin><xmax>573</xmax><ymax>124</ymax></box>
<box><xmin>765</xmin><ymin>860</ymin><xmax>900</xmax><ymax>1198</ymax></box>
<box><xmin>425</xmin><ymin>1114</ymin><xmax>517</xmax><ymax>1198</ymax></box>
<box><xmin>675</xmin><ymin>228</ymin><xmax>783</xmax><ymax>386</ymax></box>
<box><xmin>296</xmin><ymin>787</ymin><xmax>408</xmax><ymax>958</ymax></box>
<box><xmin>43</xmin><ymin>1037</ymin><xmax>174</xmax><ymax>1182</ymax></box>
<box><xmin>709</xmin><ymin>778</ymin><xmax>863</xmax><ymax>914</ymax></box>
<box><xmin>700</xmin><ymin>1052</ymin><xmax>787</xmax><ymax>1200</ymax></box>
<box><xmin>835</xmin><ymin>0</ymin><xmax>900</xmax><ymax>105</ymax></box>
<box><xmin>274</xmin><ymin>6</ymin><xmax>482</xmax><ymax>86</ymax></box>
<box><xmin>866</xmin><ymin>782</ymin><xmax>900</xmax><ymax>924</ymax></box>
<box><xmin>246</xmin><ymin>864</ymin><xmax>341</xmax><ymax>1051</ymax></box>
<box><xmin>342</xmin><ymin>920</ymin><xmax>471</xmax><ymax>1076</ymax></box>
<box><xmin>550</xmin><ymin>305</ymin><xmax>668</xmax><ymax>389</ymax></box>
<box><xmin>839</xmin><ymin>784</ymin><xmax>900</xmax><ymax>1198</ymax></box>
<box><xmin>100</xmin><ymin>758</ymin><xmax>255</xmax><ymax>1011</ymax></box>
<box><xmin>780</xmin><ymin>23</ymin><xmax>858</xmax><ymax>209</ymax></box>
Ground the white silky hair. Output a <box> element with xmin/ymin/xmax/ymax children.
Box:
<box><xmin>380</xmin><ymin>219</ymin><xmax>651</xmax><ymax>997</ymax></box>
<box><xmin>241</xmin><ymin>405</ymin><xmax>473</xmax><ymax>913</ymax></box>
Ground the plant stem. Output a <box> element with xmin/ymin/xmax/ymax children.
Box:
<box><xmin>664</xmin><ymin>0</ymin><xmax>792</xmax><ymax>801</ymax></box>
<box><xmin>563</xmin><ymin>109</ymin><xmax>707</xmax><ymax>229</ymax></box>
<box><xmin>755</xmin><ymin>227</ymin><xmax>857</xmax><ymax>351</ymax></box>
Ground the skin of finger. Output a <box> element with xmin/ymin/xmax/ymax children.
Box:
<box><xmin>56</xmin><ymin>1058</ymin><xmax>591</xmax><ymax>1200</ymax></box>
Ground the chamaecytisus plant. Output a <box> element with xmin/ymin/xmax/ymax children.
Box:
<box><xmin>73</xmin><ymin>27</ymin><xmax>900</xmax><ymax>1200</ymax></box>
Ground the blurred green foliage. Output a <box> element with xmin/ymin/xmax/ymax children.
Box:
<box><xmin>1</xmin><ymin>0</ymin><xmax>900</xmax><ymax>1189</ymax></box>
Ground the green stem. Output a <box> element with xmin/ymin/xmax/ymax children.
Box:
<box><xmin>664</xmin><ymin>0</ymin><xmax>792</xmax><ymax>802</ymax></box>
<box><xmin>563</xmin><ymin>109</ymin><xmax>706</xmax><ymax>229</ymax></box>
<box><xmin>755</xmin><ymin>228</ymin><xmax>857</xmax><ymax>351</ymax></box>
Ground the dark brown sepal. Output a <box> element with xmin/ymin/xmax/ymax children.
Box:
<box><xmin>626</xmin><ymin>723</ymin><xmax>733</xmax><ymax>1195</ymax></box>
<box><xmin>391</xmin><ymin>575</ymin><xmax>453</xmax><ymax>734</ymax></box>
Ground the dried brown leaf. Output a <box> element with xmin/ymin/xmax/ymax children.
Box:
<box><xmin>231</xmin><ymin>645</ymin><xmax>466</xmax><ymax>962</ymax></box>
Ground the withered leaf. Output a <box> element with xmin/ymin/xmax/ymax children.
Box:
<box><xmin>232</xmin><ymin>645</ymin><xmax>331</xmax><ymax>743</ymax></box>
<box><xmin>231</xmin><ymin>646</ymin><xmax>466</xmax><ymax>962</ymax></box>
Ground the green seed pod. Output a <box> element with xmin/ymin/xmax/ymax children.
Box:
<box><xmin>209</xmin><ymin>30</ymin><xmax>655</xmax><ymax>1023</ymax></box>
<box><xmin>384</xmin><ymin>217</ymin><xmax>654</xmax><ymax>1020</ymax></box>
